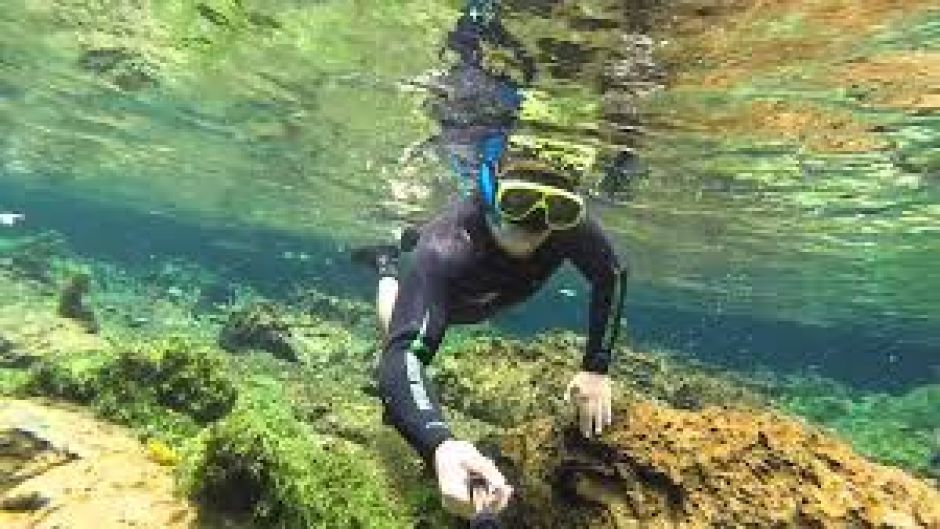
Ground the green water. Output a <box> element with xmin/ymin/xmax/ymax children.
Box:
<box><xmin>3</xmin><ymin>1</ymin><xmax>936</xmax><ymax>389</ymax></box>
<box><xmin>0</xmin><ymin>2</ymin><xmax>938</xmax><ymax>526</ymax></box>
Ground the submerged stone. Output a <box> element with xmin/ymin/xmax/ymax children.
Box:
<box><xmin>77</xmin><ymin>47</ymin><xmax>158</xmax><ymax>91</ymax></box>
<box><xmin>57</xmin><ymin>271</ymin><xmax>98</xmax><ymax>334</ymax></box>
<box><xmin>218</xmin><ymin>302</ymin><xmax>299</xmax><ymax>362</ymax></box>
<box><xmin>0</xmin><ymin>399</ymin><xmax>198</xmax><ymax>527</ymax></box>
<box><xmin>498</xmin><ymin>400</ymin><xmax>940</xmax><ymax>528</ymax></box>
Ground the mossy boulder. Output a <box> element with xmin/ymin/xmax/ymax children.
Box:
<box><xmin>23</xmin><ymin>337</ymin><xmax>237</xmax><ymax>440</ymax></box>
<box><xmin>56</xmin><ymin>270</ymin><xmax>98</xmax><ymax>334</ymax></box>
<box><xmin>434</xmin><ymin>331</ymin><xmax>766</xmax><ymax>427</ymax></box>
<box><xmin>498</xmin><ymin>400</ymin><xmax>940</xmax><ymax>528</ymax></box>
<box><xmin>181</xmin><ymin>382</ymin><xmax>407</xmax><ymax>528</ymax></box>
<box><xmin>218</xmin><ymin>302</ymin><xmax>299</xmax><ymax>362</ymax></box>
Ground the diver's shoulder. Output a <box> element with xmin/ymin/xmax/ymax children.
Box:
<box><xmin>415</xmin><ymin>197</ymin><xmax>481</xmax><ymax>263</ymax></box>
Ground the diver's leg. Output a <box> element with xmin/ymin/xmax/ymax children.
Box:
<box><xmin>351</xmin><ymin>226</ymin><xmax>423</xmax><ymax>335</ymax></box>
<box><xmin>351</xmin><ymin>244</ymin><xmax>402</xmax><ymax>335</ymax></box>
<box><xmin>376</xmin><ymin>275</ymin><xmax>399</xmax><ymax>336</ymax></box>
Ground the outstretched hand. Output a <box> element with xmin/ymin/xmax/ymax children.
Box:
<box><xmin>434</xmin><ymin>439</ymin><xmax>512</xmax><ymax>519</ymax></box>
<box><xmin>564</xmin><ymin>371</ymin><xmax>613</xmax><ymax>437</ymax></box>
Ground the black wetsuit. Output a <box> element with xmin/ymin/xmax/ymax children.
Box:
<box><xmin>377</xmin><ymin>196</ymin><xmax>627</xmax><ymax>461</ymax></box>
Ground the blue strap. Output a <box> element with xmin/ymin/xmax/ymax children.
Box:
<box><xmin>477</xmin><ymin>134</ymin><xmax>506</xmax><ymax>219</ymax></box>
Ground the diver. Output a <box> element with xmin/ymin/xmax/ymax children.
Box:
<box><xmin>351</xmin><ymin>149</ymin><xmax>628</xmax><ymax>519</ymax></box>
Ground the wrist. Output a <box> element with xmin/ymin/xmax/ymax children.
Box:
<box><xmin>423</xmin><ymin>428</ymin><xmax>454</xmax><ymax>464</ymax></box>
<box><xmin>581</xmin><ymin>352</ymin><xmax>610</xmax><ymax>374</ymax></box>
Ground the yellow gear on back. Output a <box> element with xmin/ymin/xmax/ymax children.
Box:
<box><xmin>502</xmin><ymin>134</ymin><xmax>595</xmax><ymax>191</ymax></box>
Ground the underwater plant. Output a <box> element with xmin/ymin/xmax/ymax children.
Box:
<box><xmin>57</xmin><ymin>271</ymin><xmax>99</xmax><ymax>334</ymax></box>
<box><xmin>22</xmin><ymin>336</ymin><xmax>237</xmax><ymax>443</ymax></box>
<box><xmin>180</xmin><ymin>380</ymin><xmax>406</xmax><ymax>528</ymax></box>
<box><xmin>218</xmin><ymin>302</ymin><xmax>299</xmax><ymax>362</ymax></box>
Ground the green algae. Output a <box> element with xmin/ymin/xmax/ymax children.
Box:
<box><xmin>776</xmin><ymin>377</ymin><xmax>940</xmax><ymax>473</ymax></box>
<box><xmin>21</xmin><ymin>336</ymin><xmax>237</xmax><ymax>443</ymax></box>
<box><xmin>3</xmin><ymin>256</ymin><xmax>935</xmax><ymax>525</ymax></box>
<box><xmin>0</xmin><ymin>369</ymin><xmax>29</xmax><ymax>396</ymax></box>
<box><xmin>0</xmin><ymin>0</ymin><xmax>938</xmax><ymax>525</ymax></box>
<box><xmin>180</xmin><ymin>379</ymin><xmax>407</xmax><ymax>529</ymax></box>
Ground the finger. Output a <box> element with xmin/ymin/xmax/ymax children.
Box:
<box><xmin>564</xmin><ymin>379</ymin><xmax>576</xmax><ymax>403</ymax></box>
<box><xmin>594</xmin><ymin>398</ymin><xmax>604</xmax><ymax>435</ymax></box>
<box><xmin>580</xmin><ymin>399</ymin><xmax>592</xmax><ymax>437</ymax></box>
<box><xmin>603</xmin><ymin>394</ymin><xmax>613</xmax><ymax>427</ymax></box>
<box><xmin>491</xmin><ymin>483</ymin><xmax>513</xmax><ymax>513</ymax></box>
<box><xmin>465</xmin><ymin>462</ymin><xmax>508</xmax><ymax>514</ymax></box>
<box><xmin>470</xmin><ymin>484</ymin><xmax>489</xmax><ymax>513</ymax></box>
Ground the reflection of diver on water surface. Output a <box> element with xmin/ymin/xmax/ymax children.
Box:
<box><xmin>592</xmin><ymin>148</ymin><xmax>648</xmax><ymax>204</ymax></box>
<box><xmin>403</xmin><ymin>0</ymin><xmax>535</xmax><ymax>195</ymax></box>
<box><xmin>440</xmin><ymin>0</ymin><xmax>535</xmax><ymax>84</ymax></box>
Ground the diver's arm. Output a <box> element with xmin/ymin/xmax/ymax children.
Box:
<box><xmin>377</xmin><ymin>249</ymin><xmax>453</xmax><ymax>461</ymax></box>
<box><xmin>489</xmin><ymin>22</ymin><xmax>536</xmax><ymax>83</ymax></box>
<box><xmin>566</xmin><ymin>216</ymin><xmax>628</xmax><ymax>374</ymax></box>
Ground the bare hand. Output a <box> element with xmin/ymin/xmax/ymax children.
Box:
<box><xmin>434</xmin><ymin>439</ymin><xmax>512</xmax><ymax>519</ymax></box>
<box><xmin>564</xmin><ymin>371</ymin><xmax>613</xmax><ymax>437</ymax></box>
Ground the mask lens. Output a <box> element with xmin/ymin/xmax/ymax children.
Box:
<box><xmin>498</xmin><ymin>187</ymin><xmax>542</xmax><ymax>219</ymax></box>
<box><xmin>545</xmin><ymin>194</ymin><xmax>583</xmax><ymax>227</ymax></box>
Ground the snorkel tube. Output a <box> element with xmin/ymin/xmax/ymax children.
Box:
<box><xmin>478</xmin><ymin>134</ymin><xmax>506</xmax><ymax>223</ymax></box>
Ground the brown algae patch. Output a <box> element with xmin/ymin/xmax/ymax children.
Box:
<box><xmin>653</xmin><ymin>97</ymin><xmax>886</xmax><ymax>153</ymax></box>
<box><xmin>836</xmin><ymin>51</ymin><xmax>940</xmax><ymax>111</ymax></box>
<box><xmin>663</xmin><ymin>0</ymin><xmax>938</xmax><ymax>89</ymax></box>
<box><xmin>736</xmin><ymin>100</ymin><xmax>887</xmax><ymax>152</ymax></box>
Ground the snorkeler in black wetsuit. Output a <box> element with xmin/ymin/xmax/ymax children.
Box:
<box><xmin>352</xmin><ymin>156</ymin><xmax>627</xmax><ymax>519</ymax></box>
<box><xmin>351</xmin><ymin>0</ymin><xmax>627</xmax><ymax>521</ymax></box>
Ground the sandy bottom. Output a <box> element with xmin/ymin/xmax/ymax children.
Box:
<box><xmin>0</xmin><ymin>399</ymin><xmax>200</xmax><ymax>529</ymax></box>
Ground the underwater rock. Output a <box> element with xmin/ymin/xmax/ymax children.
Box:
<box><xmin>0</xmin><ymin>426</ymin><xmax>76</xmax><ymax>495</ymax></box>
<box><xmin>0</xmin><ymin>339</ymin><xmax>34</xmax><ymax>370</ymax></box>
<box><xmin>289</xmin><ymin>287</ymin><xmax>374</xmax><ymax>328</ymax></box>
<box><xmin>0</xmin><ymin>490</ymin><xmax>50</xmax><ymax>512</ymax></box>
<box><xmin>77</xmin><ymin>47</ymin><xmax>158</xmax><ymax>91</ymax></box>
<box><xmin>0</xmin><ymin>399</ymin><xmax>197</xmax><ymax>527</ymax></box>
<box><xmin>929</xmin><ymin>451</ymin><xmax>940</xmax><ymax>485</ymax></box>
<box><xmin>56</xmin><ymin>271</ymin><xmax>99</xmax><ymax>334</ymax></box>
<box><xmin>497</xmin><ymin>400</ymin><xmax>940</xmax><ymax>528</ymax></box>
<box><xmin>435</xmin><ymin>332</ymin><xmax>767</xmax><ymax>427</ymax></box>
<box><xmin>218</xmin><ymin>302</ymin><xmax>299</xmax><ymax>362</ymax></box>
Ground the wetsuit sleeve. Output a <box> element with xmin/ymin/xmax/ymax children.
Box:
<box><xmin>565</xmin><ymin>216</ymin><xmax>628</xmax><ymax>374</ymax></box>
<box><xmin>377</xmin><ymin>246</ymin><xmax>453</xmax><ymax>462</ymax></box>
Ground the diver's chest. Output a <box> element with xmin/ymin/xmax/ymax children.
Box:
<box><xmin>469</xmin><ymin>254</ymin><xmax>558</xmax><ymax>291</ymax></box>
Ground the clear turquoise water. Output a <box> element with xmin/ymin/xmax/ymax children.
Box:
<box><xmin>0</xmin><ymin>1</ymin><xmax>937</xmax><ymax>392</ymax></box>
